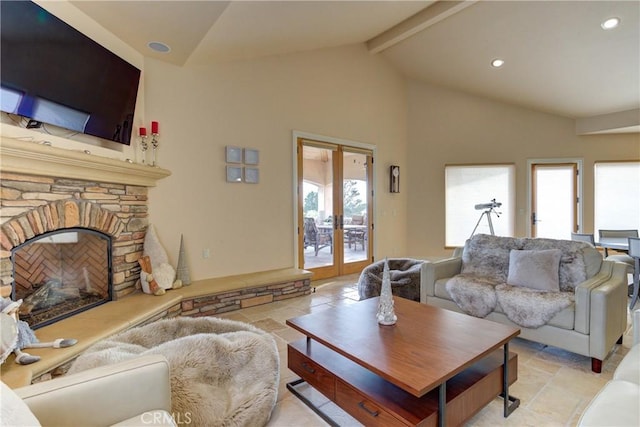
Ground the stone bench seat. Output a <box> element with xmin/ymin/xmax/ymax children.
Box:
<box><xmin>0</xmin><ymin>267</ymin><xmax>311</xmax><ymax>388</ymax></box>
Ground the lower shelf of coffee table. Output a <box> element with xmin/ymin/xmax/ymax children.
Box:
<box><xmin>288</xmin><ymin>338</ymin><xmax>517</xmax><ymax>427</ymax></box>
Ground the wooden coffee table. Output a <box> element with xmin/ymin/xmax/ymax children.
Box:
<box><xmin>286</xmin><ymin>297</ymin><xmax>520</xmax><ymax>427</ymax></box>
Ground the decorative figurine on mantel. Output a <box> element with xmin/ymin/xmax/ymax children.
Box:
<box><xmin>376</xmin><ymin>258</ymin><xmax>397</xmax><ymax>325</ymax></box>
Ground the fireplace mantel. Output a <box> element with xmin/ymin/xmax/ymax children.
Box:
<box><xmin>0</xmin><ymin>137</ymin><xmax>170</xmax><ymax>187</ymax></box>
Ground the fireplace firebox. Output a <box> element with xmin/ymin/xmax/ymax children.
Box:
<box><xmin>11</xmin><ymin>228</ymin><xmax>113</xmax><ymax>329</ymax></box>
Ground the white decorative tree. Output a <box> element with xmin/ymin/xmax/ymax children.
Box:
<box><xmin>376</xmin><ymin>258</ymin><xmax>397</xmax><ymax>325</ymax></box>
<box><xmin>176</xmin><ymin>234</ymin><xmax>191</xmax><ymax>285</ymax></box>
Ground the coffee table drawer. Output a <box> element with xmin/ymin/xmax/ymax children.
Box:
<box><xmin>288</xmin><ymin>344</ymin><xmax>335</xmax><ymax>400</ymax></box>
<box><xmin>336</xmin><ymin>379</ymin><xmax>407</xmax><ymax>427</ymax></box>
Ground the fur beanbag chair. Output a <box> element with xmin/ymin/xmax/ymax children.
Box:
<box><xmin>68</xmin><ymin>317</ymin><xmax>279</xmax><ymax>427</ymax></box>
<box><xmin>358</xmin><ymin>258</ymin><xmax>424</xmax><ymax>302</ymax></box>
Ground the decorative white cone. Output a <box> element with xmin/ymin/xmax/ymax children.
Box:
<box><xmin>176</xmin><ymin>234</ymin><xmax>191</xmax><ymax>285</ymax></box>
<box><xmin>377</xmin><ymin>258</ymin><xmax>397</xmax><ymax>325</ymax></box>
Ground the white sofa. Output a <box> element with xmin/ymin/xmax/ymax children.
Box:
<box><xmin>421</xmin><ymin>234</ymin><xmax>629</xmax><ymax>372</ymax></box>
<box><xmin>1</xmin><ymin>354</ymin><xmax>176</xmax><ymax>427</ymax></box>
<box><xmin>578</xmin><ymin>309</ymin><xmax>640</xmax><ymax>427</ymax></box>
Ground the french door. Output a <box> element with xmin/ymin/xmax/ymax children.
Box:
<box><xmin>531</xmin><ymin>162</ymin><xmax>579</xmax><ymax>239</ymax></box>
<box><xmin>297</xmin><ymin>138</ymin><xmax>373</xmax><ymax>280</ymax></box>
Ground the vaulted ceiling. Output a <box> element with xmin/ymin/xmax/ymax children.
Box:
<box><xmin>69</xmin><ymin>0</ymin><xmax>640</xmax><ymax>133</ymax></box>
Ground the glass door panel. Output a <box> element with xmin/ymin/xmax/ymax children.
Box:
<box><xmin>341</xmin><ymin>150</ymin><xmax>371</xmax><ymax>274</ymax></box>
<box><xmin>532</xmin><ymin>163</ymin><xmax>577</xmax><ymax>239</ymax></box>
<box><xmin>301</xmin><ymin>145</ymin><xmax>337</xmax><ymax>275</ymax></box>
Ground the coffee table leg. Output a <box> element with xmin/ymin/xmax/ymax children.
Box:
<box><xmin>286</xmin><ymin>378</ymin><xmax>340</xmax><ymax>427</ymax></box>
<box><xmin>501</xmin><ymin>342</ymin><xmax>520</xmax><ymax>417</ymax></box>
<box><xmin>438</xmin><ymin>382</ymin><xmax>446</xmax><ymax>427</ymax></box>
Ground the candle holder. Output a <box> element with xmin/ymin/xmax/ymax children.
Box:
<box><xmin>139</xmin><ymin>135</ymin><xmax>149</xmax><ymax>164</ymax></box>
<box><xmin>150</xmin><ymin>133</ymin><xmax>159</xmax><ymax>166</ymax></box>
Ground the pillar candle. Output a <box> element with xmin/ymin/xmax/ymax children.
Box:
<box><xmin>139</xmin><ymin>127</ymin><xmax>147</xmax><ymax>136</ymax></box>
<box><xmin>151</xmin><ymin>121</ymin><xmax>159</xmax><ymax>134</ymax></box>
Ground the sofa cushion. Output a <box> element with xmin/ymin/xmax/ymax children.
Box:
<box><xmin>614</xmin><ymin>344</ymin><xmax>640</xmax><ymax>385</ymax></box>
<box><xmin>507</xmin><ymin>249</ymin><xmax>562</xmax><ymax>291</ymax></box>
<box><xmin>578</xmin><ymin>380</ymin><xmax>639</xmax><ymax>426</ymax></box>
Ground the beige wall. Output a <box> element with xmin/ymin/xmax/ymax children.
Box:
<box><xmin>144</xmin><ymin>44</ymin><xmax>409</xmax><ymax>280</ymax></box>
<box><xmin>406</xmin><ymin>81</ymin><xmax>640</xmax><ymax>258</ymax></box>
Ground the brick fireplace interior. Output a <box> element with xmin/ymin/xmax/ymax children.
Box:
<box><xmin>12</xmin><ymin>228</ymin><xmax>112</xmax><ymax>329</ymax></box>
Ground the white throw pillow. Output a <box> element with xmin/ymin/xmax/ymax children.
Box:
<box><xmin>1</xmin><ymin>381</ymin><xmax>42</xmax><ymax>426</ymax></box>
<box><xmin>507</xmin><ymin>249</ymin><xmax>562</xmax><ymax>292</ymax></box>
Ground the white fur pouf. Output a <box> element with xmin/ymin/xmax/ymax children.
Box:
<box><xmin>68</xmin><ymin>317</ymin><xmax>279</xmax><ymax>427</ymax></box>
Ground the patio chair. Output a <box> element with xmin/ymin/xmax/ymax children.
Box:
<box><xmin>303</xmin><ymin>217</ymin><xmax>332</xmax><ymax>256</ymax></box>
<box><xmin>346</xmin><ymin>215</ymin><xmax>366</xmax><ymax>251</ymax></box>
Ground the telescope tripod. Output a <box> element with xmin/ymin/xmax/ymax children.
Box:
<box><xmin>470</xmin><ymin>208</ymin><xmax>500</xmax><ymax>238</ymax></box>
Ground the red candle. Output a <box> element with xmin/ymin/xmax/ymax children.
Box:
<box><xmin>139</xmin><ymin>127</ymin><xmax>147</xmax><ymax>136</ymax></box>
<box><xmin>151</xmin><ymin>121</ymin><xmax>159</xmax><ymax>134</ymax></box>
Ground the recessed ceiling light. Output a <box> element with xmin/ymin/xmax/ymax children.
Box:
<box><xmin>148</xmin><ymin>41</ymin><xmax>171</xmax><ymax>53</ymax></box>
<box><xmin>601</xmin><ymin>17</ymin><xmax>620</xmax><ymax>30</ymax></box>
<box><xmin>491</xmin><ymin>58</ymin><xmax>505</xmax><ymax>68</ymax></box>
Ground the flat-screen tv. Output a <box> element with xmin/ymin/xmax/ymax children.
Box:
<box><xmin>1</xmin><ymin>1</ymin><xmax>141</xmax><ymax>145</ymax></box>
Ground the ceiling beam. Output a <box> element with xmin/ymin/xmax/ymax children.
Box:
<box><xmin>367</xmin><ymin>0</ymin><xmax>478</xmax><ymax>54</ymax></box>
<box><xmin>575</xmin><ymin>109</ymin><xmax>640</xmax><ymax>135</ymax></box>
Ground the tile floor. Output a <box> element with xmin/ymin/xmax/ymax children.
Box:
<box><xmin>215</xmin><ymin>274</ymin><xmax>634</xmax><ymax>427</ymax></box>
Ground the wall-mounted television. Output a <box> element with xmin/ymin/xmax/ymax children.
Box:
<box><xmin>1</xmin><ymin>1</ymin><xmax>141</xmax><ymax>145</ymax></box>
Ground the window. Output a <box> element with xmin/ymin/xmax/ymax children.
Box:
<box><xmin>594</xmin><ymin>161</ymin><xmax>640</xmax><ymax>233</ymax></box>
<box><xmin>445</xmin><ymin>164</ymin><xmax>515</xmax><ymax>247</ymax></box>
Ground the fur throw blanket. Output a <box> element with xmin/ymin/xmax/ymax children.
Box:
<box><xmin>358</xmin><ymin>258</ymin><xmax>423</xmax><ymax>301</ymax></box>
<box><xmin>446</xmin><ymin>276</ymin><xmax>574</xmax><ymax>328</ymax></box>
<box><xmin>68</xmin><ymin>317</ymin><xmax>279</xmax><ymax>427</ymax></box>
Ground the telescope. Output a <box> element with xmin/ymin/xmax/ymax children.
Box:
<box><xmin>470</xmin><ymin>199</ymin><xmax>501</xmax><ymax>238</ymax></box>
<box><xmin>475</xmin><ymin>199</ymin><xmax>502</xmax><ymax>210</ymax></box>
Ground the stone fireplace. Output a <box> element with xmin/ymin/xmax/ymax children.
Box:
<box><xmin>0</xmin><ymin>137</ymin><xmax>171</xmax><ymax>328</ymax></box>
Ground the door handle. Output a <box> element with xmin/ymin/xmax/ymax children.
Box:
<box><xmin>339</xmin><ymin>215</ymin><xmax>344</xmax><ymax>230</ymax></box>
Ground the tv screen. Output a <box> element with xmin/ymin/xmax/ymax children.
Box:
<box><xmin>1</xmin><ymin>1</ymin><xmax>141</xmax><ymax>145</ymax></box>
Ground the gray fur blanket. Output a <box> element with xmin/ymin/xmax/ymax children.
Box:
<box><xmin>446</xmin><ymin>276</ymin><xmax>574</xmax><ymax>328</ymax></box>
<box><xmin>68</xmin><ymin>317</ymin><xmax>279</xmax><ymax>427</ymax></box>
<box><xmin>358</xmin><ymin>258</ymin><xmax>423</xmax><ymax>301</ymax></box>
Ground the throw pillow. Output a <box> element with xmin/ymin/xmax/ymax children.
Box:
<box><xmin>507</xmin><ymin>249</ymin><xmax>562</xmax><ymax>292</ymax></box>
